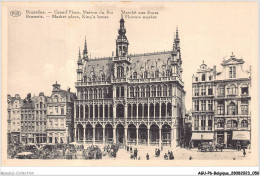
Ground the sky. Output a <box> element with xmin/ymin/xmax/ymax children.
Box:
<box><xmin>6</xmin><ymin>1</ymin><xmax>257</xmax><ymax>110</ymax></box>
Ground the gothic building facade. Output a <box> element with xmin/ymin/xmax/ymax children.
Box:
<box><xmin>74</xmin><ymin>17</ymin><xmax>186</xmax><ymax>147</ymax></box>
<box><xmin>191</xmin><ymin>54</ymin><xmax>251</xmax><ymax>148</ymax></box>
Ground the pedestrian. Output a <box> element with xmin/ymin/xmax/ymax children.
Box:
<box><xmin>164</xmin><ymin>153</ymin><xmax>168</xmax><ymax>160</ymax></box>
<box><xmin>243</xmin><ymin>148</ymin><xmax>246</xmax><ymax>157</ymax></box>
<box><xmin>146</xmin><ymin>153</ymin><xmax>149</xmax><ymax>160</ymax></box>
<box><xmin>189</xmin><ymin>156</ymin><xmax>193</xmax><ymax>160</ymax></box>
<box><xmin>220</xmin><ymin>144</ymin><xmax>223</xmax><ymax>152</ymax></box>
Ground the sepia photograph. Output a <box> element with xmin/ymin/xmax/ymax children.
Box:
<box><xmin>1</xmin><ymin>1</ymin><xmax>259</xmax><ymax>174</ymax></box>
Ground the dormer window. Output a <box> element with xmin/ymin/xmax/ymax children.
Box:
<box><xmin>133</xmin><ymin>72</ymin><xmax>137</xmax><ymax>79</ymax></box>
<box><xmin>229</xmin><ymin>66</ymin><xmax>236</xmax><ymax>78</ymax></box>
<box><xmin>101</xmin><ymin>74</ymin><xmax>105</xmax><ymax>81</ymax></box>
<box><xmin>155</xmin><ymin>70</ymin><xmax>159</xmax><ymax>78</ymax></box>
<box><xmin>166</xmin><ymin>70</ymin><xmax>170</xmax><ymax>77</ymax></box>
<box><xmin>202</xmin><ymin>74</ymin><xmax>205</xmax><ymax>81</ymax></box>
<box><xmin>92</xmin><ymin>75</ymin><xmax>96</xmax><ymax>82</ymax></box>
<box><xmin>144</xmin><ymin>71</ymin><xmax>148</xmax><ymax>78</ymax></box>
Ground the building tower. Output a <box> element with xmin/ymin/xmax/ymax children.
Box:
<box><xmin>116</xmin><ymin>15</ymin><xmax>129</xmax><ymax>57</ymax></box>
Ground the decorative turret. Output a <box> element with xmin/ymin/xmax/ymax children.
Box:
<box><xmin>52</xmin><ymin>81</ymin><xmax>61</xmax><ymax>91</ymax></box>
<box><xmin>116</xmin><ymin>15</ymin><xmax>129</xmax><ymax>57</ymax></box>
<box><xmin>83</xmin><ymin>36</ymin><xmax>88</xmax><ymax>61</ymax></box>
<box><xmin>77</xmin><ymin>47</ymin><xmax>83</xmax><ymax>82</ymax></box>
<box><xmin>171</xmin><ymin>27</ymin><xmax>183</xmax><ymax>80</ymax></box>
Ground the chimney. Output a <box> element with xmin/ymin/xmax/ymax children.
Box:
<box><xmin>15</xmin><ymin>94</ymin><xmax>20</xmax><ymax>99</ymax></box>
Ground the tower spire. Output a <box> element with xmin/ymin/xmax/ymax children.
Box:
<box><xmin>78</xmin><ymin>47</ymin><xmax>81</xmax><ymax>59</ymax></box>
<box><xmin>83</xmin><ymin>36</ymin><xmax>88</xmax><ymax>61</ymax></box>
<box><xmin>116</xmin><ymin>16</ymin><xmax>129</xmax><ymax>57</ymax></box>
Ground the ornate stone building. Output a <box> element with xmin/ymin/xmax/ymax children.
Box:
<box><xmin>7</xmin><ymin>94</ymin><xmax>22</xmax><ymax>144</ymax></box>
<box><xmin>20</xmin><ymin>93</ymin><xmax>48</xmax><ymax>143</ymax></box>
<box><xmin>46</xmin><ymin>82</ymin><xmax>76</xmax><ymax>144</ymax></box>
<box><xmin>74</xmin><ymin>17</ymin><xmax>186</xmax><ymax>147</ymax></box>
<box><xmin>191</xmin><ymin>54</ymin><xmax>251</xmax><ymax>148</ymax></box>
<box><xmin>7</xmin><ymin>93</ymin><xmax>48</xmax><ymax>144</ymax></box>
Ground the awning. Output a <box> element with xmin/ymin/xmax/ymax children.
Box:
<box><xmin>191</xmin><ymin>133</ymin><xmax>214</xmax><ymax>140</ymax></box>
<box><xmin>232</xmin><ymin>131</ymin><xmax>250</xmax><ymax>140</ymax></box>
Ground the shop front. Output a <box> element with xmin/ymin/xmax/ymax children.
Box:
<box><xmin>232</xmin><ymin>131</ymin><xmax>251</xmax><ymax>149</ymax></box>
<box><xmin>191</xmin><ymin>132</ymin><xmax>214</xmax><ymax>147</ymax></box>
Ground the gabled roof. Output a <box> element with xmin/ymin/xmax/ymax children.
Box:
<box><xmin>221</xmin><ymin>54</ymin><xmax>244</xmax><ymax>66</ymax></box>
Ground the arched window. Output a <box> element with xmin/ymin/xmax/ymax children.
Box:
<box><xmin>151</xmin><ymin>86</ymin><xmax>156</xmax><ymax>97</ymax></box>
<box><xmin>127</xmin><ymin>104</ymin><xmax>131</xmax><ymax>117</ymax></box>
<box><xmin>146</xmin><ymin>86</ymin><xmax>150</xmax><ymax>97</ymax></box>
<box><xmin>157</xmin><ymin>85</ymin><xmax>161</xmax><ymax>97</ymax></box>
<box><xmin>149</xmin><ymin>103</ymin><xmax>154</xmax><ymax>118</ymax></box>
<box><xmin>84</xmin><ymin>90</ymin><xmax>88</xmax><ymax>99</ymax></box>
<box><xmin>116</xmin><ymin>87</ymin><xmax>120</xmax><ymax>97</ymax></box>
<box><xmin>94</xmin><ymin>89</ymin><xmax>97</xmax><ymax>99</ymax></box>
<box><xmin>116</xmin><ymin>104</ymin><xmax>124</xmax><ymax>118</ymax></box>
<box><xmin>141</xmin><ymin>86</ymin><xmax>145</xmax><ymax>97</ymax></box>
<box><xmin>166</xmin><ymin>70</ymin><xmax>170</xmax><ymax>77</ymax></box>
<box><xmin>98</xmin><ymin>88</ymin><xmax>102</xmax><ymax>99</ymax></box>
<box><xmin>155</xmin><ymin>70</ymin><xmax>159</xmax><ymax>78</ymax></box>
<box><xmin>241</xmin><ymin>120</ymin><xmax>248</xmax><ymax>127</ymax></box>
<box><xmin>144</xmin><ymin>71</ymin><xmax>148</xmax><ymax>78</ymax></box>
<box><xmin>89</xmin><ymin>89</ymin><xmax>93</xmax><ymax>99</ymax></box>
<box><xmin>135</xmin><ymin>87</ymin><xmax>140</xmax><ymax>97</ymax></box>
<box><xmin>130</xmin><ymin>87</ymin><xmax>134</xmax><ymax>97</ymax></box>
<box><xmin>54</xmin><ymin>96</ymin><xmax>58</xmax><ymax>102</ymax></box>
<box><xmin>133</xmin><ymin>72</ymin><xmax>137</xmax><ymax>79</ymax></box>
<box><xmin>121</xmin><ymin>86</ymin><xmax>124</xmax><ymax>97</ymax></box>
<box><xmin>101</xmin><ymin>74</ymin><xmax>105</xmax><ymax>81</ymax></box>
<box><xmin>133</xmin><ymin>104</ymin><xmax>137</xmax><ymax>117</ymax></box>
<box><xmin>138</xmin><ymin>104</ymin><xmax>142</xmax><ymax>118</ymax></box>
<box><xmin>202</xmin><ymin>74</ymin><xmax>206</xmax><ymax>81</ymax></box>
<box><xmin>117</xmin><ymin>66</ymin><xmax>124</xmax><ymax>78</ymax></box>
<box><xmin>83</xmin><ymin>76</ymin><xmax>87</xmax><ymax>82</ymax></box>
<box><xmin>163</xmin><ymin>85</ymin><xmax>167</xmax><ymax>96</ymax></box>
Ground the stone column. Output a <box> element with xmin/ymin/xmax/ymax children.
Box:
<box><xmin>98</xmin><ymin>105</ymin><xmax>100</xmax><ymax>119</ymax></box>
<box><xmin>131</xmin><ymin>104</ymin><xmax>133</xmax><ymax>119</ymax></box>
<box><xmin>88</xmin><ymin>105</ymin><xmax>90</xmax><ymax>119</ymax></box>
<box><xmin>93</xmin><ymin>127</ymin><xmax>96</xmax><ymax>145</ymax></box>
<box><xmin>83</xmin><ymin>104</ymin><xmax>85</xmax><ymax>119</ymax></box>
<box><xmin>147</xmin><ymin>127</ymin><xmax>150</xmax><ymax>146</ymax></box>
<box><xmin>124</xmin><ymin>104</ymin><xmax>127</xmax><ymax>121</ymax></box>
<box><xmin>103</xmin><ymin>127</ymin><xmax>105</xmax><ymax>144</ymax></box>
<box><xmin>83</xmin><ymin>126</ymin><xmax>86</xmax><ymax>145</ymax></box>
<box><xmin>79</xmin><ymin>105</ymin><xmax>81</xmax><ymax>119</ymax></box>
<box><xmin>124</xmin><ymin>127</ymin><xmax>128</xmax><ymax>145</ymax></box>
<box><xmin>77</xmin><ymin>127</ymin><xmax>79</xmax><ymax>141</ymax></box>
<box><xmin>93</xmin><ymin>105</ymin><xmax>95</xmax><ymax>119</ymax></box>
<box><xmin>159</xmin><ymin>102</ymin><xmax>161</xmax><ymax>119</ymax></box>
<box><xmin>148</xmin><ymin>103</ymin><xmax>150</xmax><ymax>122</ymax></box>
<box><xmin>103</xmin><ymin>104</ymin><xmax>105</xmax><ymax>120</ymax></box>
<box><xmin>113</xmin><ymin>105</ymin><xmax>116</xmax><ymax>121</ymax></box>
<box><xmin>171</xmin><ymin>128</ymin><xmax>173</xmax><ymax>147</ymax></box>
<box><xmin>113</xmin><ymin>127</ymin><xmax>116</xmax><ymax>143</ymax></box>
<box><xmin>159</xmin><ymin>127</ymin><xmax>161</xmax><ymax>147</ymax></box>
<box><xmin>142</xmin><ymin>104</ymin><xmax>144</xmax><ymax>119</ymax></box>
<box><xmin>74</xmin><ymin>127</ymin><xmax>77</xmax><ymax>142</ymax></box>
<box><xmin>136</xmin><ymin>127</ymin><xmax>139</xmax><ymax>145</ymax></box>
<box><xmin>224</xmin><ymin>131</ymin><xmax>227</xmax><ymax>148</ymax></box>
